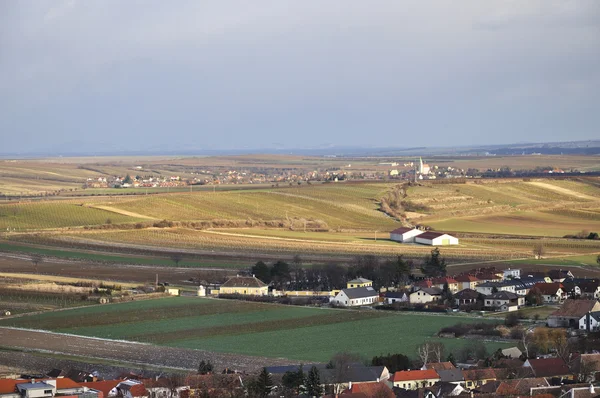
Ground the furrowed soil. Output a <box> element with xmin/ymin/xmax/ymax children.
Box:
<box><xmin>0</xmin><ymin>327</ymin><xmax>293</xmax><ymax>372</ymax></box>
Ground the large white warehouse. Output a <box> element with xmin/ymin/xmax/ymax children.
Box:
<box><xmin>389</xmin><ymin>227</ymin><xmax>424</xmax><ymax>243</ymax></box>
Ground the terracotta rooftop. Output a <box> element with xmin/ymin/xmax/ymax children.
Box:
<box><xmin>393</xmin><ymin>369</ymin><xmax>439</xmax><ymax>382</ymax></box>
<box><xmin>551</xmin><ymin>299</ymin><xmax>600</xmax><ymax>318</ymax></box>
<box><xmin>425</xmin><ymin>362</ymin><xmax>455</xmax><ymax>371</ymax></box>
<box><xmin>526</xmin><ymin>358</ymin><xmax>571</xmax><ymax>377</ymax></box>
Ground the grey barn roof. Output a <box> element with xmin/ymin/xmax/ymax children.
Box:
<box><xmin>343</xmin><ymin>286</ymin><xmax>378</xmax><ymax>299</ymax></box>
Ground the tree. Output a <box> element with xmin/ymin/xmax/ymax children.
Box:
<box><xmin>305</xmin><ymin>366</ymin><xmax>323</xmax><ymax>398</ymax></box>
<box><xmin>526</xmin><ymin>287</ymin><xmax>544</xmax><ymax>306</ymax></box>
<box><xmin>420</xmin><ymin>248</ymin><xmax>447</xmax><ymax>277</ymax></box>
<box><xmin>282</xmin><ymin>366</ymin><xmax>305</xmax><ymax>396</ymax></box>
<box><xmin>417</xmin><ymin>342</ymin><xmax>445</xmax><ymax>365</ymax></box>
<box><xmin>446</xmin><ymin>353</ymin><xmax>456</xmax><ymax>366</ymax></box>
<box><xmin>372</xmin><ymin>353</ymin><xmax>411</xmax><ymax>373</ymax></box>
<box><xmin>170</xmin><ymin>253</ymin><xmax>183</xmax><ymax>267</ymax></box>
<box><xmin>251</xmin><ymin>261</ymin><xmax>271</xmax><ymax>283</ymax></box>
<box><xmin>31</xmin><ymin>253</ymin><xmax>43</xmax><ymax>273</ymax></box>
<box><xmin>533</xmin><ymin>243</ymin><xmax>546</xmax><ymax>259</ymax></box>
<box><xmin>271</xmin><ymin>260</ymin><xmax>291</xmax><ymax>289</ymax></box>
<box><xmin>247</xmin><ymin>368</ymin><xmax>273</xmax><ymax>398</ymax></box>
<box><xmin>505</xmin><ymin>312</ymin><xmax>520</xmax><ymax>327</ymax></box>
<box><xmin>198</xmin><ymin>360</ymin><xmax>213</xmax><ymax>375</ymax></box>
<box><xmin>123</xmin><ymin>174</ymin><xmax>133</xmax><ymax>184</ymax></box>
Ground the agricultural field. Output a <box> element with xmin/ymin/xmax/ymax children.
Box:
<box><xmin>0</xmin><ymin>297</ymin><xmax>509</xmax><ymax>362</ymax></box>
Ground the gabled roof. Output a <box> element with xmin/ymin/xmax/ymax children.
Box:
<box><xmin>425</xmin><ymin>362</ymin><xmax>455</xmax><ymax>371</ymax></box>
<box><xmin>393</xmin><ymin>369</ymin><xmax>440</xmax><ymax>382</ymax></box>
<box><xmin>534</xmin><ymin>282</ymin><xmax>563</xmax><ymax>295</ymax></box>
<box><xmin>55</xmin><ymin>378</ymin><xmax>82</xmax><ymax>389</ymax></box>
<box><xmin>454</xmin><ymin>289</ymin><xmax>480</xmax><ymax>299</ymax></box>
<box><xmin>455</xmin><ymin>275</ymin><xmax>479</xmax><ymax>283</ymax></box>
<box><xmin>345</xmin><ymin>381</ymin><xmax>395</xmax><ymax>398</ymax></box>
<box><xmin>486</xmin><ymin>291</ymin><xmax>520</xmax><ymax>300</ymax></box>
<box><xmin>390</xmin><ymin>227</ymin><xmax>418</xmax><ymax>235</ymax></box>
<box><xmin>320</xmin><ymin>366</ymin><xmax>388</xmax><ymax>384</ymax></box>
<box><xmin>462</xmin><ymin>368</ymin><xmax>496</xmax><ymax>380</ymax></box>
<box><xmin>221</xmin><ymin>276</ymin><xmax>267</xmax><ymax>288</ymax></box>
<box><xmin>579</xmin><ymin>281</ymin><xmax>600</xmax><ymax>293</ymax></box>
<box><xmin>526</xmin><ymin>358</ymin><xmax>571</xmax><ymax>377</ymax></box>
<box><xmin>436</xmin><ymin>369</ymin><xmax>463</xmax><ymax>382</ymax></box>
<box><xmin>495</xmin><ymin>378</ymin><xmax>550</xmax><ymax>395</ymax></box>
<box><xmin>432</xmin><ymin>277</ymin><xmax>457</xmax><ymax>285</ymax></box>
<box><xmin>414</xmin><ymin>287</ymin><xmax>443</xmax><ymax>296</ymax></box>
<box><xmin>342</xmin><ymin>286</ymin><xmax>378</xmax><ymax>299</ymax></box>
<box><xmin>81</xmin><ymin>380</ymin><xmax>121</xmax><ymax>397</ymax></box>
<box><xmin>348</xmin><ymin>277</ymin><xmax>372</xmax><ymax>284</ymax></box>
<box><xmin>384</xmin><ymin>291</ymin><xmax>408</xmax><ymax>298</ymax></box>
<box><xmin>416</xmin><ymin>232</ymin><xmax>446</xmax><ymax>240</ymax></box>
<box><xmin>551</xmin><ymin>299</ymin><xmax>600</xmax><ymax>318</ymax></box>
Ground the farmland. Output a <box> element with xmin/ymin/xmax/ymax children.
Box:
<box><xmin>0</xmin><ymin>297</ymin><xmax>509</xmax><ymax>362</ymax></box>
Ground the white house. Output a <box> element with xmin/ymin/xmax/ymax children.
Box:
<box><xmin>390</xmin><ymin>227</ymin><xmax>424</xmax><ymax>243</ymax></box>
<box><xmin>414</xmin><ymin>232</ymin><xmax>459</xmax><ymax>246</ymax></box>
<box><xmin>383</xmin><ymin>291</ymin><xmax>409</xmax><ymax>304</ymax></box>
<box><xmin>580</xmin><ymin>312</ymin><xmax>600</xmax><ymax>332</ymax></box>
<box><xmin>331</xmin><ymin>286</ymin><xmax>379</xmax><ymax>307</ymax></box>
<box><xmin>484</xmin><ymin>291</ymin><xmax>525</xmax><ymax>311</ymax></box>
<box><xmin>503</xmin><ymin>268</ymin><xmax>521</xmax><ymax>280</ymax></box>
<box><xmin>409</xmin><ymin>287</ymin><xmax>443</xmax><ymax>304</ymax></box>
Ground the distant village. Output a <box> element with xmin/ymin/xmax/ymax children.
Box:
<box><xmin>82</xmin><ymin>157</ymin><xmax>573</xmax><ymax>190</ymax></box>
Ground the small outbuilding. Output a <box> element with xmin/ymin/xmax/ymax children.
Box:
<box><xmin>414</xmin><ymin>232</ymin><xmax>459</xmax><ymax>246</ymax></box>
<box><xmin>389</xmin><ymin>227</ymin><xmax>424</xmax><ymax>243</ymax></box>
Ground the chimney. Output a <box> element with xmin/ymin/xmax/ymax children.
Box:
<box><xmin>591</xmin><ymin>384</ymin><xmax>596</xmax><ymax>394</ymax></box>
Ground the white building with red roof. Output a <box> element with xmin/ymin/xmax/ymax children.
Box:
<box><xmin>389</xmin><ymin>227</ymin><xmax>424</xmax><ymax>243</ymax></box>
<box><xmin>415</xmin><ymin>231</ymin><xmax>459</xmax><ymax>246</ymax></box>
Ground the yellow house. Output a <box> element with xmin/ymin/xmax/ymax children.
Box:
<box><xmin>219</xmin><ymin>276</ymin><xmax>268</xmax><ymax>296</ymax></box>
<box><xmin>392</xmin><ymin>370</ymin><xmax>440</xmax><ymax>390</ymax></box>
<box><xmin>347</xmin><ymin>278</ymin><xmax>373</xmax><ymax>289</ymax></box>
<box><xmin>462</xmin><ymin>369</ymin><xmax>497</xmax><ymax>389</ymax></box>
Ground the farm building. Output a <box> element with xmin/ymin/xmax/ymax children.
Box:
<box><xmin>331</xmin><ymin>286</ymin><xmax>379</xmax><ymax>307</ymax></box>
<box><xmin>389</xmin><ymin>227</ymin><xmax>424</xmax><ymax>243</ymax></box>
<box><xmin>548</xmin><ymin>299</ymin><xmax>600</xmax><ymax>328</ymax></box>
<box><xmin>219</xmin><ymin>276</ymin><xmax>268</xmax><ymax>296</ymax></box>
<box><xmin>414</xmin><ymin>232</ymin><xmax>459</xmax><ymax>246</ymax></box>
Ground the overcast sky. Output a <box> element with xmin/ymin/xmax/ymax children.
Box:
<box><xmin>1</xmin><ymin>0</ymin><xmax>599</xmax><ymax>154</ymax></box>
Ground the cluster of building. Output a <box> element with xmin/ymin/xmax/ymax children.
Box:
<box><xmin>389</xmin><ymin>228</ymin><xmax>459</xmax><ymax>246</ymax></box>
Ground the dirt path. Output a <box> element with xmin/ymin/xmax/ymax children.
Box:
<box><xmin>527</xmin><ymin>181</ymin><xmax>599</xmax><ymax>200</ymax></box>
<box><xmin>0</xmin><ymin>327</ymin><xmax>294</xmax><ymax>372</ymax></box>
<box><xmin>89</xmin><ymin>205</ymin><xmax>157</xmax><ymax>220</ymax></box>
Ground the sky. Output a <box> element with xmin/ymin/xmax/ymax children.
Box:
<box><xmin>1</xmin><ymin>0</ymin><xmax>599</xmax><ymax>155</ymax></box>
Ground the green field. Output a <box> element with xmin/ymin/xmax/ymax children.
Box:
<box><xmin>0</xmin><ymin>297</ymin><xmax>509</xmax><ymax>362</ymax></box>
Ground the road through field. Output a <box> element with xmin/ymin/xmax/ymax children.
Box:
<box><xmin>0</xmin><ymin>327</ymin><xmax>293</xmax><ymax>372</ymax></box>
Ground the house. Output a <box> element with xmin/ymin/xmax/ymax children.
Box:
<box><xmin>414</xmin><ymin>232</ymin><xmax>459</xmax><ymax>246</ymax></box>
<box><xmin>484</xmin><ymin>291</ymin><xmax>524</xmax><ymax>311</ymax></box>
<box><xmin>0</xmin><ymin>378</ymin><xmax>103</xmax><ymax>398</ymax></box>
<box><xmin>166</xmin><ymin>288</ymin><xmax>180</xmax><ymax>296</ymax></box>
<box><xmin>516</xmin><ymin>276</ymin><xmax>548</xmax><ymax>294</ymax></box>
<box><xmin>454</xmin><ymin>275</ymin><xmax>479</xmax><ymax>290</ymax></box>
<box><xmin>392</xmin><ymin>370</ymin><xmax>440</xmax><ymax>390</ymax></box>
<box><xmin>218</xmin><ymin>276</ymin><xmax>268</xmax><ymax>296</ymax></box>
<box><xmin>561</xmin><ymin>280</ymin><xmax>581</xmax><ymax>298</ymax></box>
<box><xmin>534</xmin><ymin>282</ymin><xmax>566</xmax><ymax>303</ymax></box>
<box><xmin>453</xmin><ymin>289</ymin><xmax>480</xmax><ymax>307</ymax></box>
<box><xmin>462</xmin><ymin>369</ymin><xmax>497</xmax><ymax>389</ymax></box>
<box><xmin>548</xmin><ymin>299</ymin><xmax>600</xmax><ymax>328</ymax></box>
<box><xmin>579</xmin><ymin>311</ymin><xmax>600</xmax><ymax>332</ymax></box>
<box><xmin>390</xmin><ymin>227</ymin><xmax>424</xmax><ymax>243</ymax></box>
<box><xmin>475</xmin><ymin>282</ymin><xmax>503</xmax><ymax>295</ymax></box>
<box><xmin>343</xmin><ymin>381</ymin><xmax>395</xmax><ymax>398</ymax></box>
<box><xmin>428</xmin><ymin>382</ymin><xmax>466</xmax><ymax>397</ymax></box>
<box><xmin>579</xmin><ymin>280</ymin><xmax>600</xmax><ymax>299</ymax></box>
<box><xmin>409</xmin><ymin>288</ymin><xmax>443</xmax><ymax>304</ymax></box>
<box><xmin>523</xmin><ymin>358</ymin><xmax>572</xmax><ymax>379</ymax></box>
<box><xmin>503</xmin><ymin>268</ymin><xmax>521</xmax><ymax>280</ymax></box>
<box><xmin>424</xmin><ymin>362</ymin><xmax>455</xmax><ymax>372</ymax></box>
<box><xmin>436</xmin><ymin>369</ymin><xmax>464</xmax><ymax>384</ymax></box>
<box><xmin>331</xmin><ymin>286</ymin><xmax>379</xmax><ymax>307</ymax></box>
<box><xmin>320</xmin><ymin>365</ymin><xmax>390</xmax><ymax>391</ymax></box>
<box><xmin>383</xmin><ymin>291</ymin><xmax>409</xmax><ymax>304</ymax></box>
<box><xmin>478</xmin><ymin>378</ymin><xmax>550</xmax><ymax>396</ymax></box>
<box><xmin>347</xmin><ymin>278</ymin><xmax>373</xmax><ymax>289</ymax></box>
<box><xmin>548</xmin><ymin>269</ymin><xmax>574</xmax><ymax>282</ymax></box>
<box><xmin>431</xmin><ymin>277</ymin><xmax>459</xmax><ymax>293</ymax></box>
<box><xmin>569</xmin><ymin>353</ymin><xmax>600</xmax><ymax>383</ymax></box>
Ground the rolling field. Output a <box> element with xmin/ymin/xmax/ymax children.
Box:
<box><xmin>0</xmin><ymin>297</ymin><xmax>508</xmax><ymax>362</ymax></box>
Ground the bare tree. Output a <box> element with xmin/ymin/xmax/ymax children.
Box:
<box><xmin>416</xmin><ymin>342</ymin><xmax>431</xmax><ymax>366</ymax></box>
<box><xmin>327</xmin><ymin>352</ymin><xmax>360</xmax><ymax>395</ymax></box>
<box><xmin>533</xmin><ymin>243</ymin><xmax>546</xmax><ymax>259</ymax></box>
<box><xmin>31</xmin><ymin>254</ymin><xmax>43</xmax><ymax>274</ymax></box>
<box><xmin>430</xmin><ymin>342</ymin><xmax>445</xmax><ymax>363</ymax></box>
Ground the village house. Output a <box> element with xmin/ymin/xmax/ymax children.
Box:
<box><xmin>409</xmin><ymin>287</ymin><xmax>443</xmax><ymax>304</ymax></box>
<box><xmin>454</xmin><ymin>274</ymin><xmax>479</xmax><ymax>290</ymax></box>
<box><xmin>484</xmin><ymin>291</ymin><xmax>524</xmax><ymax>312</ymax></box>
<box><xmin>548</xmin><ymin>299</ymin><xmax>600</xmax><ymax>328</ymax></box>
<box><xmin>461</xmin><ymin>369</ymin><xmax>497</xmax><ymax>389</ymax></box>
<box><xmin>389</xmin><ymin>227</ymin><xmax>424</xmax><ymax>243</ymax></box>
<box><xmin>523</xmin><ymin>358</ymin><xmax>573</xmax><ymax>379</ymax></box>
<box><xmin>431</xmin><ymin>277</ymin><xmax>459</xmax><ymax>293</ymax></box>
<box><xmin>579</xmin><ymin>311</ymin><xmax>600</xmax><ymax>332</ymax></box>
<box><xmin>548</xmin><ymin>269</ymin><xmax>574</xmax><ymax>282</ymax></box>
<box><xmin>534</xmin><ymin>282</ymin><xmax>566</xmax><ymax>303</ymax></box>
<box><xmin>383</xmin><ymin>291</ymin><xmax>409</xmax><ymax>304</ymax></box>
<box><xmin>475</xmin><ymin>282</ymin><xmax>505</xmax><ymax>295</ymax></box>
<box><xmin>578</xmin><ymin>280</ymin><xmax>600</xmax><ymax>299</ymax></box>
<box><xmin>453</xmin><ymin>289</ymin><xmax>481</xmax><ymax>307</ymax></box>
<box><xmin>414</xmin><ymin>232</ymin><xmax>459</xmax><ymax>246</ymax></box>
<box><xmin>503</xmin><ymin>268</ymin><xmax>521</xmax><ymax>280</ymax></box>
<box><xmin>331</xmin><ymin>286</ymin><xmax>379</xmax><ymax>307</ymax></box>
<box><xmin>218</xmin><ymin>276</ymin><xmax>268</xmax><ymax>296</ymax></box>
<box><xmin>392</xmin><ymin>370</ymin><xmax>440</xmax><ymax>390</ymax></box>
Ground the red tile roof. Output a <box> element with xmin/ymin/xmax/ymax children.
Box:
<box><xmin>432</xmin><ymin>277</ymin><xmax>458</xmax><ymax>285</ymax></box>
<box><xmin>393</xmin><ymin>369</ymin><xmax>439</xmax><ymax>382</ymax></box>
<box><xmin>534</xmin><ymin>283</ymin><xmax>563</xmax><ymax>295</ymax></box>
<box><xmin>551</xmin><ymin>299</ymin><xmax>600</xmax><ymax>318</ymax></box>
<box><xmin>0</xmin><ymin>379</ymin><xmax>21</xmax><ymax>394</ymax></box>
<box><xmin>416</xmin><ymin>232</ymin><xmax>445</xmax><ymax>240</ymax></box>
<box><xmin>56</xmin><ymin>378</ymin><xmax>82</xmax><ymax>389</ymax></box>
<box><xmin>455</xmin><ymin>275</ymin><xmax>479</xmax><ymax>282</ymax></box>
<box><xmin>425</xmin><ymin>362</ymin><xmax>455</xmax><ymax>371</ymax></box>
<box><xmin>526</xmin><ymin>358</ymin><xmax>571</xmax><ymax>377</ymax></box>
<box><xmin>128</xmin><ymin>383</ymin><xmax>148</xmax><ymax>397</ymax></box>
<box><xmin>346</xmin><ymin>381</ymin><xmax>395</xmax><ymax>398</ymax></box>
<box><xmin>390</xmin><ymin>227</ymin><xmax>414</xmax><ymax>235</ymax></box>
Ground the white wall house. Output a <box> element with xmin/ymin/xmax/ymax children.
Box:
<box><xmin>390</xmin><ymin>227</ymin><xmax>424</xmax><ymax>243</ymax></box>
<box><xmin>414</xmin><ymin>232</ymin><xmax>459</xmax><ymax>246</ymax></box>
<box><xmin>503</xmin><ymin>268</ymin><xmax>521</xmax><ymax>280</ymax></box>
<box><xmin>580</xmin><ymin>312</ymin><xmax>600</xmax><ymax>332</ymax></box>
<box><xmin>331</xmin><ymin>286</ymin><xmax>379</xmax><ymax>307</ymax></box>
<box><xmin>409</xmin><ymin>287</ymin><xmax>442</xmax><ymax>304</ymax></box>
